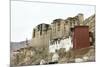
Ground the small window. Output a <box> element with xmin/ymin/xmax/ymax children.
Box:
<box><xmin>33</xmin><ymin>29</ymin><xmax>35</xmax><ymax>38</ymax></box>
<box><xmin>57</xmin><ymin>23</ymin><xmax>60</xmax><ymax>31</ymax></box>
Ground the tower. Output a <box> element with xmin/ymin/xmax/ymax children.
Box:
<box><xmin>77</xmin><ymin>13</ymin><xmax>84</xmax><ymax>25</ymax></box>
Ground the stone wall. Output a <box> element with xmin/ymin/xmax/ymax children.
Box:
<box><xmin>31</xmin><ymin>23</ymin><xmax>51</xmax><ymax>48</ymax></box>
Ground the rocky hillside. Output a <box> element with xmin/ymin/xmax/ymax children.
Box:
<box><xmin>10</xmin><ymin>40</ymin><xmax>31</xmax><ymax>52</ymax></box>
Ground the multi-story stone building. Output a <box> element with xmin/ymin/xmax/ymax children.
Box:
<box><xmin>11</xmin><ymin>13</ymin><xmax>95</xmax><ymax>66</ymax></box>
<box><xmin>84</xmin><ymin>14</ymin><xmax>95</xmax><ymax>33</ymax></box>
<box><xmin>31</xmin><ymin>23</ymin><xmax>51</xmax><ymax>48</ymax></box>
<box><xmin>49</xmin><ymin>13</ymin><xmax>84</xmax><ymax>53</ymax></box>
<box><xmin>31</xmin><ymin>13</ymin><xmax>94</xmax><ymax>53</ymax></box>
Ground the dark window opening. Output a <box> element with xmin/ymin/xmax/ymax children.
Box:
<box><xmin>57</xmin><ymin>23</ymin><xmax>60</xmax><ymax>31</ymax></box>
<box><xmin>33</xmin><ymin>29</ymin><xmax>35</xmax><ymax>38</ymax></box>
<box><xmin>40</xmin><ymin>24</ymin><xmax>42</xmax><ymax>35</ymax></box>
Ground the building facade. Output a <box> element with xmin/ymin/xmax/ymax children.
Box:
<box><xmin>31</xmin><ymin>13</ymin><xmax>94</xmax><ymax>53</ymax></box>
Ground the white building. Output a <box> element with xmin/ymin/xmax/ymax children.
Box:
<box><xmin>49</xmin><ymin>36</ymin><xmax>73</xmax><ymax>53</ymax></box>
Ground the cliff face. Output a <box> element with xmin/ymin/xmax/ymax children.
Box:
<box><xmin>84</xmin><ymin>14</ymin><xmax>95</xmax><ymax>45</ymax></box>
<box><xmin>84</xmin><ymin>14</ymin><xmax>95</xmax><ymax>32</ymax></box>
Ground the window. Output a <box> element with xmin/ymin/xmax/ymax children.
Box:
<box><xmin>57</xmin><ymin>23</ymin><xmax>60</xmax><ymax>31</ymax></box>
<box><xmin>33</xmin><ymin>29</ymin><xmax>35</xmax><ymax>38</ymax></box>
<box><xmin>40</xmin><ymin>24</ymin><xmax>42</xmax><ymax>35</ymax></box>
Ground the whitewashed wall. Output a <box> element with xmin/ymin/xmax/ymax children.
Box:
<box><xmin>49</xmin><ymin>36</ymin><xmax>73</xmax><ymax>53</ymax></box>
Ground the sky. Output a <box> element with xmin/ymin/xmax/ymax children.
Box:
<box><xmin>11</xmin><ymin>0</ymin><xmax>95</xmax><ymax>42</ymax></box>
